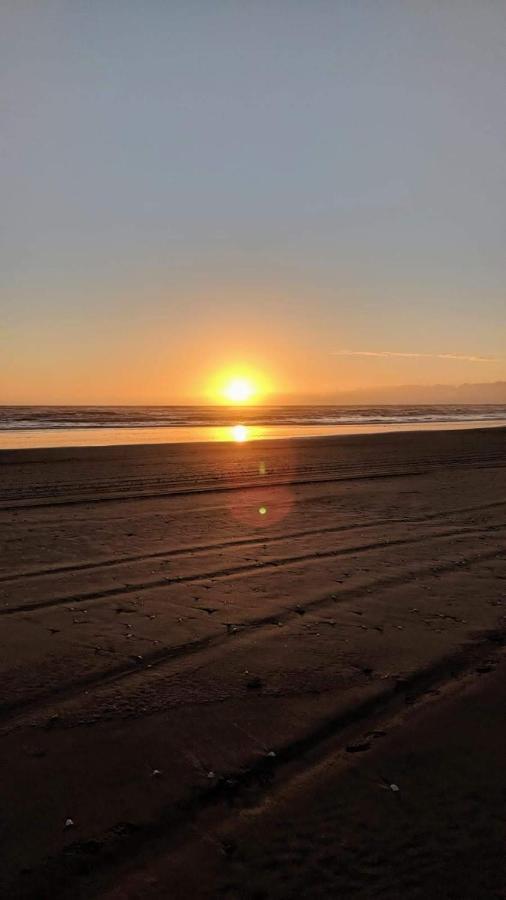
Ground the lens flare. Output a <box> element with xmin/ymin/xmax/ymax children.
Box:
<box><xmin>226</xmin><ymin>485</ymin><xmax>294</xmax><ymax>529</ymax></box>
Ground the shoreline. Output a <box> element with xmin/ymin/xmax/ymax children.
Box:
<box><xmin>1</xmin><ymin>418</ymin><xmax>506</xmax><ymax>452</ymax></box>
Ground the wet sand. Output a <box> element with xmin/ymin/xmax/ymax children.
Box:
<box><xmin>3</xmin><ymin>418</ymin><xmax>506</xmax><ymax>450</ymax></box>
<box><xmin>0</xmin><ymin>427</ymin><xmax>505</xmax><ymax>898</ymax></box>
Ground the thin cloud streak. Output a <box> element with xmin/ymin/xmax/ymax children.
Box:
<box><xmin>333</xmin><ymin>351</ymin><xmax>501</xmax><ymax>363</ymax></box>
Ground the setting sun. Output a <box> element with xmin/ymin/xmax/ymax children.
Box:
<box><xmin>208</xmin><ymin>367</ymin><xmax>271</xmax><ymax>405</ymax></box>
<box><xmin>224</xmin><ymin>377</ymin><xmax>255</xmax><ymax>403</ymax></box>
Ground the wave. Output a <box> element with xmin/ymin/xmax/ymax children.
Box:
<box><xmin>1</xmin><ymin>404</ymin><xmax>506</xmax><ymax>431</ymax></box>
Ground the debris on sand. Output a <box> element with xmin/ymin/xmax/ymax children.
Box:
<box><xmin>346</xmin><ymin>741</ymin><xmax>371</xmax><ymax>753</ymax></box>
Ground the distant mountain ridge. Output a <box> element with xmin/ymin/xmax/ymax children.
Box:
<box><xmin>276</xmin><ymin>382</ymin><xmax>506</xmax><ymax>405</ymax></box>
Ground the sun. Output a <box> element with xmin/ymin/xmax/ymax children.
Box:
<box><xmin>208</xmin><ymin>367</ymin><xmax>270</xmax><ymax>405</ymax></box>
<box><xmin>224</xmin><ymin>377</ymin><xmax>255</xmax><ymax>404</ymax></box>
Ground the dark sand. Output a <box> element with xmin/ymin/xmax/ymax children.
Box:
<box><xmin>0</xmin><ymin>427</ymin><xmax>505</xmax><ymax>898</ymax></box>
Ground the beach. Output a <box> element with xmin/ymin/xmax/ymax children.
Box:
<box><xmin>1</xmin><ymin>426</ymin><xmax>505</xmax><ymax>898</ymax></box>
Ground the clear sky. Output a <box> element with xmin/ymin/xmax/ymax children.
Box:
<box><xmin>2</xmin><ymin>1</ymin><xmax>505</xmax><ymax>403</ymax></box>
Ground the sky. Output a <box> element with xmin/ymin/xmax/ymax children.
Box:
<box><xmin>1</xmin><ymin>0</ymin><xmax>505</xmax><ymax>404</ymax></box>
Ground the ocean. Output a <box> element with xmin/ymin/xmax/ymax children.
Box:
<box><xmin>1</xmin><ymin>405</ymin><xmax>505</xmax><ymax>450</ymax></box>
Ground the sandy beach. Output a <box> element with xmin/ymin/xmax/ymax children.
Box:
<box><xmin>1</xmin><ymin>427</ymin><xmax>505</xmax><ymax>898</ymax></box>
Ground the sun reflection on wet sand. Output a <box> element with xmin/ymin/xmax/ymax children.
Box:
<box><xmin>211</xmin><ymin>424</ymin><xmax>266</xmax><ymax>443</ymax></box>
<box><xmin>231</xmin><ymin>424</ymin><xmax>248</xmax><ymax>442</ymax></box>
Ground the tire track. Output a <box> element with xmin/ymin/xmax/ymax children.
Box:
<box><xmin>0</xmin><ymin>544</ymin><xmax>503</xmax><ymax>725</ymax></box>
<box><xmin>0</xmin><ymin>469</ymin><xmax>425</xmax><ymax>510</ymax></box>
<box><xmin>2</xmin><ymin>445</ymin><xmax>502</xmax><ymax>505</ymax></box>
<box><xmin>4</xmin><ymin>613</ymin><xmax>506</xmax><ymax>900</ymax></box>
<box><xmin>2</xmin><ymin>498</ymin><xmax>505</xmax><ymax>585</ymax></box>
<box><xmin>2</xmin><ymin>522</ymin><xmax>505</xmax><ymax>618</ymax></box>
